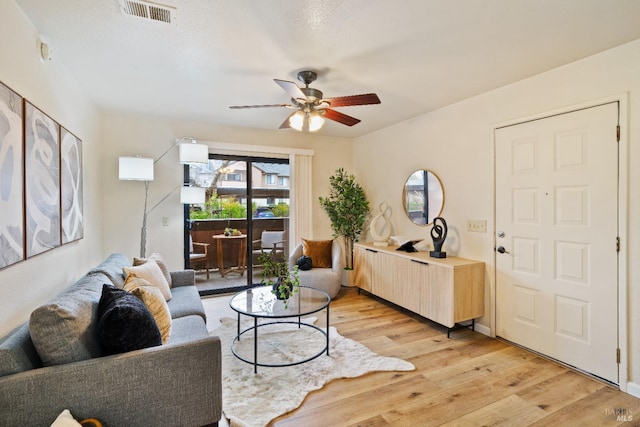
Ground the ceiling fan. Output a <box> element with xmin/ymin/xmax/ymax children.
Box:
<box><xmin>229</xmin><ymin>70</ymin><xmax>381</xmax><ymax>131</ymax></box>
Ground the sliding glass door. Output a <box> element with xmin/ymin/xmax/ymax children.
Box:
<box><xmin>184</xmin><ymin>154</ymin><xmax>290</xmax><ymax>295</ymax></box>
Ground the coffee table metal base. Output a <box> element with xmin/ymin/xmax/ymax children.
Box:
<box><xmin>232</xmin><ymin>313</ymin><xmax>329</xmax><ymax>373</ymax></box>
<box><xmin>229</xmin><ymin>286</ymin><xmax>331</xmax><ymax>373</ymax></box>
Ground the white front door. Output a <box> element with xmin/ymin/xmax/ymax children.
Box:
<box><xmin>495</xmin><ymin>102</ymin><xmax>619</xmax><ymax>384</ymax></box>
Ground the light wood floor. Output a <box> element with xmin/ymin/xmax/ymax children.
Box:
<box><xmin>207</xmin><ymin>287</ymin><xmax>640</xmax><ymax>426</ymax></box>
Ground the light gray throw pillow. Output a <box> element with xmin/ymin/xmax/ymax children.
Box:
<box><xmin>29</xmin><ymin>274</ymin><xmax>105</xmax><ymax>366</ymax></box>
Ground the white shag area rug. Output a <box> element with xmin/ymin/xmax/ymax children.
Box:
<box><xmin>212</xmin><ymin>316</ymin><xmax>415</xmax><ymax>427</ymax></box>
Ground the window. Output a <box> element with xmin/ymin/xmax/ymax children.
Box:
<box><xmin>186</xmin><ymin>153</ymin><xmax>291</xmax><ymax>292</ymax></box>
<box><xmin>278</xmin><ymin>176</ymin><xmax>288</xmax><ymax>186</ymax></box>
<box><xmin>187</xmin><ymin>141</ymin><xmax>313</xmax><ymax>281</ymax></box>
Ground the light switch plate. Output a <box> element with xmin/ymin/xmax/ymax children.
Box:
<box><xmin>467</xmin><ymin>219</ymin><xmax>486</xmax><ymax>233</ymax></box>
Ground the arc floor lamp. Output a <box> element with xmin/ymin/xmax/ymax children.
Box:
<box><xmin>119</xmin><ymin>137</ymin><xmax>209</xmax><ymax>258</ymax></box>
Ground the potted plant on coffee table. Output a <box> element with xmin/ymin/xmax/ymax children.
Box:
<box><xmin>257</xmin><ymin>251</ymin><xmax>300</xmax><ymax>305</ymax></box>
<box><xmin>319</xmin><ymin>168</ymin><xmax>370</xmax><ymax>286</ymax></box>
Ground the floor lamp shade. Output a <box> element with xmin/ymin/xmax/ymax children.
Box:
<box><xmin>179</xmin><ymin>142</ymin><xmax>208</xmax><ymax>164</ymax></box>
<box><xmin>119</xmin><ymin>157</ymin><xmax>154</xmax><ymax>181</ymax></box>
<box><xmin>180</xmin><ymin>186</ymin><xmax>206</xmax><ymax>204</ymax></box>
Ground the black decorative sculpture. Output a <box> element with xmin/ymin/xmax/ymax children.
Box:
<box><xmin>429</xmin><ymin>217</ymin><xmax>447</xmax><ymax>258</ymax></box>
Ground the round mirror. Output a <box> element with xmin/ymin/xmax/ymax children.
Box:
<box><xmin>402</xmin><ymin>169</ymin><xmax>445</xmax><ymax>226</ymax></box>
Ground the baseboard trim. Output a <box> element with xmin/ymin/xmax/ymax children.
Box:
<box><xmin>626</xmin><ymin>381</ymin><xmax>640</xmax><ymax>398</ymax></box>
<box><xmin>474</xmin><ymin>322</ymin><xmax>491</xmax><ymax>337</ymax></box>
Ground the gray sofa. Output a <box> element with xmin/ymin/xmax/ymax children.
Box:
<box><xmin>0</xmin><ymin>253</ymin><xmax>221</xmax><ymax>427</ymax></box>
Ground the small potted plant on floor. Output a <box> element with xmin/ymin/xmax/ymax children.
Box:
<box><xmin>257</xmin><ymin>251</ymin><xmax>300</xmax><ymax>304</ymax></box>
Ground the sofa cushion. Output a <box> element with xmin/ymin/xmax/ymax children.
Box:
<box><xmin>298</xmin><ymin>268</ymin><xmax>341</xmax><ymax>298</ymax></box>
<box><xmin>29</xmin><ymin>274</ymin><xmax>106</xmax><ymax>366</ymax></box>
<box><xmin>166</xmin><ymin>285</ymin><xmax>206</xmax><ymax>321</ymax></box>
<box><xmin>123</xmin><ymin>261</ymin><xmax>172</xmax><ymax>301</ymax></box>
<box><xmin>166</xmin><ymin>315</ymin><xmax>209</xmax><ymax>346</ymax></box>
<box><xmin>133</xmin><ymin>252</ymin><xmax>172</xmax><ymax>287</ymax></box>
<box><xmin>87</xmin><ymin>253</ymin><xmax>131</xmax><ymax>288</ymax></box>
<box><xmin>302</xmin><ymin>238</ymin><xmax>333</xmax><ymax>268</ymax></box>
<box><xmin>124</xmin><ymin>277</ymin><xmax>172</xmax><ymax>344</ymax></box>
<box><xmin>96</xmin><ymin>284</ymin><xmax>162</xmax><ymax>356</ymax></box>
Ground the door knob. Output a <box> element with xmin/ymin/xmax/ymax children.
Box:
<box><xmin>496</xmin><ymin>246</ymin><xmax>510</xmax><ymax>254</ymax></box>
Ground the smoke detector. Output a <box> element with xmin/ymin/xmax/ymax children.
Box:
<box><xmin>120</xmin><ymin>0</ymin><xmax>176</xmax><ymax>24</ymax></box>
<box><xmin>38</xmin><ymin>37</ymin><xmax>52</xmax><ymax>62</ymax></box>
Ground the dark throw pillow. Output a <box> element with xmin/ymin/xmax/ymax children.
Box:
<box><xmin>296</xmin><ymin>255</ymin><xmax>313</xmax><ymax>271</ymax></box>
<box><xmin>96</xmin><ymin>284</ymin><xmax>162</xmax><ymax>356</ymax></box>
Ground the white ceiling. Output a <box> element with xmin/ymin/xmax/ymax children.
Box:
<box><xmin>13</xmin><ymin>0</ymin><xmax>640</xmax><ymax>138</ymax></box>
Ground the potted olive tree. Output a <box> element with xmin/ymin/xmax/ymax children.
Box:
<box><xmin>319</xmin><ymin>168</ymin><xmax>370</xmax><ymax>285</ymax></box>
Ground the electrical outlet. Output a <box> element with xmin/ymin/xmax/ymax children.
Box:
<box><xmin>162</xmin><ymin>217</ymin><xmax>169</xmax><ymax>226</ymax></box>
<box><xmin>467</xmin><ymin>219</ymin><xmax>487</xmax><ymax>233</ymax></box>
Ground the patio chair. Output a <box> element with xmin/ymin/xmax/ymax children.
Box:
<box><xmin>189</xmin><ymin>235</ymin><xmax>210</xmax><ymax>279</ymax></box>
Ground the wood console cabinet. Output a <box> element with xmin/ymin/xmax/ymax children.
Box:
<box><xmin>354</xmin><ymin>242</ymin><xmax>485</xmax><ymax>328</ymax></box>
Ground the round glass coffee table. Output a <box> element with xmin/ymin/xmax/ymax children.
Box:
<box><xmin>229</xmin><ymin>286</ymin><xmax>330</xmax><ymax>373</ymax></box>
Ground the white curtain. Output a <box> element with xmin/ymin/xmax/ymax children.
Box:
<box><xmin>289</xmin><ymin>152</ymin><xmax>313</xmax><ymax>252</ymax></box>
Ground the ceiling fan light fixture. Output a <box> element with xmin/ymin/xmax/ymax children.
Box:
<box><xmin>308</xmin><ymin>113</ymin><xmax>325</xmax><ymax>132</ymax></box>
<box><xmin>230</xmin><ymin>70</ymin><xmax>380</xmax><ymax>130</ymax></box>
<box><xmin>289</xmin><ymin>110</ymin><xmax>305</xmax><ymax>131</ymax></box>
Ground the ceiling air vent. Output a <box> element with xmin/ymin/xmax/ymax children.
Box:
<box><xmin>120</xmin><ymin>0</ymin><xmax>176</xmax><ymax>24</ymax></box>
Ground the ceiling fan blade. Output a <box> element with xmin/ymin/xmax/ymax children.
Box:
<box><xmin>279</xmin><ymin>112</ymin><xmax>295</xmax><ymax>129</ymax></box>
<box><xmin>274</xmin><ymin>79</ymin><xmax>308</xmax><ymax>101</ymax></box>
<box><xmin>323</xmin><ymin>109</ymin><xmax>361</xmax><ymax>126</ymax></box>
<box><xmin>324</xmin><ymin>93</ymin><xmax>381</xmax><ymax>107</ymax></box>
<box><xmin>229</xmin><ymin>104</ymin><xmax>291</xmax><ymax>109</ymax></box>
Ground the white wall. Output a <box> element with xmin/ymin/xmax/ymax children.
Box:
<box><xmin>100</xmin><ymin>112</ymin><xmax>352</xmax><ymax>270</ymax></box>
<box><xmin>0</xmin><ymin>0</ymin><xmax>351</xmax><ymax>337</ymax></box>
<box><xmin>0</xmin><ymin>1</ymin><xmax>103</xmax><ymax>336</ymax></box>
<box><xmin>353</xmin><ymin>39</ymin><xmax>640</xmax><ymax>390</ymax></box>
<box><xmin>5</xmin><ymin>0</ymin><xmax>639</xmax><ymax>395</ymax></box>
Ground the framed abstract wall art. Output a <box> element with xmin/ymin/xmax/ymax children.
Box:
<box><xmin>60</xmin><ymin>127</ymin><xmax>83</xmax><ymax>244</ymax></box>
<box><xmin>0</xmin><ymin>81</ymin><xmax>24</xmax><ymax>269</ymax></box>
<box><xmin>24</xmin><ymin>100</ymin><xmax>61</xmax><ymax>258</ymax></box>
